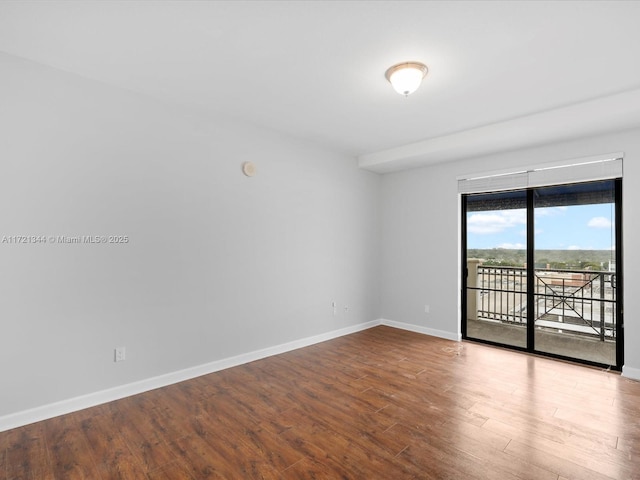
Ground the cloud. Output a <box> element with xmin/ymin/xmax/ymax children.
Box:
<box><xmin>467</xmin><ymin>209</ymin><xmax>526</xmax><ymax>234</ymax></box>
<box><xmin>535</xmin><ymin>206</ymin><xmax>567</xmax><ymax>217</ymax></box>
<box><xmin>587</xmin><ymin>216</ymin><xmax>612</xmax><ymax>228</ymax></box>
<box><xmin>497</xmin><ymin>242</ymin><xmax>526</xmax><ymax>249</ymax></box>
<box><xmin>567</xmin><ymin>245</ymin><xmax>594</xmax><ymax>250</ymax></box>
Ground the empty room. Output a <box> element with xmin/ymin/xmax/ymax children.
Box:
<box><xmin>1</xmin><ymin>1</ymin><xmax>639</xmax><ymax>479</ymax></box>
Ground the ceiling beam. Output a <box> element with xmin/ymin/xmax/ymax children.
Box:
<box><xmin>358</xmin><ymin>88</ymin><xmax>640</xmax><ymax>174</ymax></box>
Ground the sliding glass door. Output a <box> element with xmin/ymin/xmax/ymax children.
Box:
<box><xmin>462</xmin><ymin>179</ymin><xmax>622</xmax><ymax>369</ymax></box>
<box><xmin>464</xmin><ymin>190</ymin><xmax>528</xmax><ymax>348</ymax></box>
<box><xmin>532</xmin><ymin>181</ymin><xmax>619</xmax><ymax>365</ymax></box>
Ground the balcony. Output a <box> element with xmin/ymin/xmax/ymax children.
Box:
<box><xmin>466</xmin><ymin>260</ymin><xmax>617</xmax><ymax>365</ymax></box>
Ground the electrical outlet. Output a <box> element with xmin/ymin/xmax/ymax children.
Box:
<box><xmin>114</xmin><ymin>346</ymin><xmax>126</xmax><ymax>362</ymax></box>
<box><xmin>332</xmin><ymin>301</ymin><xmax>337</xmax><ymax>316</ymax></box>
<box><xmin>424</xmin><ymin>305</ymin><xmax>430</xmax><ymax>314</ymax></box>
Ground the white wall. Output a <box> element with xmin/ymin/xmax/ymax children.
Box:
<box><xmin>0</xmin><ymin>53</ymin><xmax>381</xmax><ymax>419</ymax></box>
<box><xmin>380</xmin><ymin>129</ymin><xmax>640</xmax><ymax>377</ymax></box>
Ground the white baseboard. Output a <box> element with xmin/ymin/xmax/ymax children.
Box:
<box><xmin>0</xmin><ymin>318</ymin><xmax>462</xmax><ymax>432</ymax></box>
<box><xmin>622</xmin><ymin>365</ymin><xmax>640</xmax><ymax>382</ymax></box>
<box><xmin>380</xmin><ymin>318</ymin><xmax>462</xmax><ymax>342</ymax></box>
<box><xmin>0</xmin><ymin>320</ymin><xmax>379</xmax><ymax>433</ymax></box>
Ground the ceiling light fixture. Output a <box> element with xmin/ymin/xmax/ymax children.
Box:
<box><xmin>385</xmin><ymin>61</ymin><xmax>428</xmax><ymax>96</ymax></box>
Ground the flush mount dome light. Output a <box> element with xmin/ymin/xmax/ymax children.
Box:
<box><xmin>385</xmin><ymin>61</ymin><xmax>428</xmax><ymax>96</ymax></box>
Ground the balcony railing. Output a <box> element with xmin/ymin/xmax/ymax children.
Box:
<box><xmin>467</xmin><ymin>261</ymin><xmax>616</xmax><ymax>341</ymax></box>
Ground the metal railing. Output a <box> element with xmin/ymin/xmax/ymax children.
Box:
<box><xmin>469</xmin><ymin>265</ymin><xmax>616</xmax><ymax>341</ymax></box>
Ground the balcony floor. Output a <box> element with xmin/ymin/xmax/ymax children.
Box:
<box><xmin>467</xmin><ymin>318</ymin><xmax>616</xmax><ymax>366</ymax></box>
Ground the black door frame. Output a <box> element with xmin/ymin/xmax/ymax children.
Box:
<box><xmin>461</xmin><ymin>178</ymin><xmax>623</xmax><ymax>370</ymax></box>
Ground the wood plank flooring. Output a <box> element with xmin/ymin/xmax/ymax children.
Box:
<box><xmin>1</xmin><ymin>325</ymin><xmax>639</xmax><ymax>479</ymax></box>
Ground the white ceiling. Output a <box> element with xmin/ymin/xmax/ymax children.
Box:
<box><xmin>1</xmin><ymin>1</ymin><xmax>640</xmax><ymax>172</ymax></box>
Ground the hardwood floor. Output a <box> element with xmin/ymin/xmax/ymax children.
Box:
<box><xmin>1</xmin><ymin>325</ymin><xmax>639</xmax><ymax>479</ymax></box>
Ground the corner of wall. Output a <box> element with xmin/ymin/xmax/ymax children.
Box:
<box><xmin>622</xmin><ymin>365</ymin><xmax>640</xmax><ymax>382</ymax></box>
<box><xmin>380</xmin><ymin>318</ymin><xmax>461</xmax><ymax>342</ymax></box>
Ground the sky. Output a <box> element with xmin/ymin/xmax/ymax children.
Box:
<box><xmin>467</xmin><ymin>203</ymin><xmax>615</xmax><ymax>250</ymax></box>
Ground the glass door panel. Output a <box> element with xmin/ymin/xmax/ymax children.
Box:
<box><xmin>533</xmin><ymin>181</ymin><xmax>617</xmax><ymax>366</ymax></box>
<box><xmin>465</xmin><ymin>190</ymin><xmax>528</xmax><ymax>348</ymax></box>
